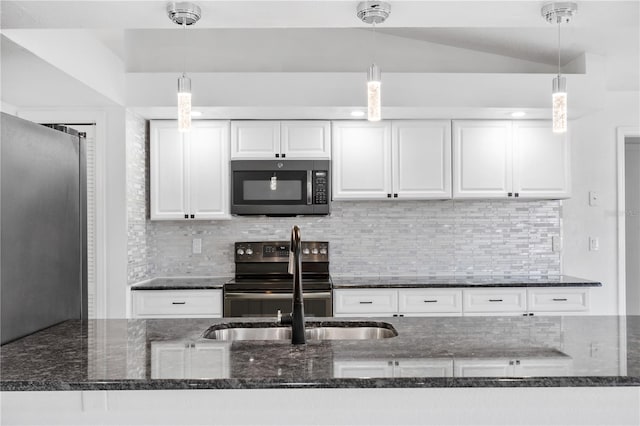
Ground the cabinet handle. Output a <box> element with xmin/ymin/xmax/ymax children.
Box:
<box><xmin>388</xmin><ymin>361</ymin><xmax>393</xmax><ymax>366</ymax></box>
<box><xmin>515</xmin><ymin>360</ymin><xmax>520</xmax><ymax>365</ymax></box>
<box><xmin>424</xmin><ymin>300</ymin><xmax>438</xmax><ymax>303</ymax></box>
<box><xmin>281</xmin><ymin>153</ymin><xmax>286</xmax><ymax>158</ymax></box>
<box><xmin>172</xmin><ymin>302</ymin><xmax>186</xmax><ymax>305</ymax></box>
<box><xmin>552</xmin><ymin>298</ymin><xmax>568</xmax><ymax>301</ymax></box>
<box><xmin>509</xmin><ymin>360</ymin><xmax>514</xmax><ymax>365</ymax></box>
<box><xmin>387</xmin><ymin>193</ymin><xmax>392</xmax><ymax>198</ymax></box>
<box><xmin>488</xmin><ymin>299</ymin><xmax>503</xmax><ymax>302</ymax></box>
<box><xmin>507</xmin><ymin>192</ymin><xmax>513</xmax><ymax>197</ymax></box>
<box><xmin>393</xmin><ymin>194</ymin><xmax>398</xmax><ymax>198</ymax></box>
<box><xmin>184</xmin><ymin>214</ymin><xmax>188</xmax><ymax>219</ymax></box>
<box><xmin>359</xmin><ymin>301</ymin><xmax>373</xmax><ymax>304</ymax></box>
<box><xmin>190</xmin><ymin>214</ymin><xmax>195</xmax><ymax>219</ymax></box>
<box><xmin>514</xmin><ymin>193</ymin><xmax>520</xmax><ymax>198</ymax></box>
<box><xmin>275</xmin><ymin>153</ymin><xmax>280</xmax><ymax>158</ymax></box>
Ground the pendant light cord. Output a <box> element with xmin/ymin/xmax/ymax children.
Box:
<box><xmin>182</xmin><ymin>19</ymin><xmax>187</xmax><ymax>77</ymax></box>
<box><xmin>371</xmin><ymin>21</ymin><xmax>377</xmax><ymax>64</ymax></box>
<box><xmin>557</xmin><ymin>18</ymin><xmax>561</xmax><ymax>78</ymax></box>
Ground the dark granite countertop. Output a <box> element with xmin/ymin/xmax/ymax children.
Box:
<box><xmin>1</xmin><ymin>315</ymin><xmax>637</xmax><ymax>391</ymax></box>
<box><xmin>331</xmin><ymin>275</ymin><xmax>602</xmax><ymax>289</ymax></box>
<box><xmin>130</xmin><ymin>277</ymin><xmax>231</xmax><ymax>290</ymax></box>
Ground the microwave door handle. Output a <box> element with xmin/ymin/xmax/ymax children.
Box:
<box><xmin>307</xmin><ymin>170</ymin><xmax>312</xmax><ymax>205</ymax></box>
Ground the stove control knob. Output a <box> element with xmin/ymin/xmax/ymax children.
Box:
<box><xmin>245</xmin><ymin>248</ymin><xmax>254</xmax><ymax>255</ymax></box>
<box><xmin>320</xmin><ymin>248</ymin><xmax>327</xmax><ymax>255</ymax></box>
<box><xmin>302</xmin><ymin>248</ymin><xmax>310</xmax><ymax>255</ymax></box>
<box><xmin>311</xmin><ymin>248</ymin><xmax>319</xmax><ymax>255</ymax></box>
<box><xmin>236</xmin><ymin>249</ymin><xmax>245</xmax><ymax>256</ymax></box>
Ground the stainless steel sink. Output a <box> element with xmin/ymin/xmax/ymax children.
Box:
<box><xmin>203</xmin><ymin>322</ymin><xmax>398</xmax><ymax>341</ymax></box>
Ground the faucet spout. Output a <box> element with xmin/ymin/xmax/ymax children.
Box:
<box><xmin>289</xmin><ymin>225</ymin><xmax>305</xmax><ymax>345</ymax></box>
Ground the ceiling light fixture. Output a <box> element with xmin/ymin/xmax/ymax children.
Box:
<box><xmin>542</xmin><ymin>2</ymin><xmax>577</xmax><ymax>134</ymax></box>
<box><xmin>167</xmin><ymin>1</ymin><xmax>202</xmax><ymax>132</ymax></box>
<box><xmin>357</xmin><ymin>1</ymin><xmax>391</xmax><ymax>122</ymax></box>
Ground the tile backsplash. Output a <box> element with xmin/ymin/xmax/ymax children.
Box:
<box><xmin>126</xmin><ymin>116</ymin><xmax>562</xmax><ymax>283</ymax></box>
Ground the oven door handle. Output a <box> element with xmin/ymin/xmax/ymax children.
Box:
<box><xmin>224</xmin><ymin>292</ymin><xmax>331</xmax><ymax>300</ymax></box>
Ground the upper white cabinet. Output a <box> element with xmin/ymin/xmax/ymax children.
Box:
<box><xmin>452</xmin><ymin>120</ymin><xmax>570</xmax><ymax>199</ymax></box>
<box><xmin>332</xmin><ymin>120</ymin><xmax>451</xmax><ymax>200</ymax></box>
<box><xmin>230</xmin><ymin>120</ymin><xmax>330</xmax><ymax>159</ymax></box>
<box><xmin>150</xmin><ymin>120</ymin><xmax>230</xmax><ymax>220</ymax></box>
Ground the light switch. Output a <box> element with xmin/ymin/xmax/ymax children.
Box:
<box><xmin>192</xmin><ymin>238</ymin><xmax>202</xmax><ymax>254</ymax></box>
<box><xmin>589</xmin><ymin>236</ymin><xmax>599</xmax><ymax>251</ymax></box>
<box><xmin>589</xmin><ymin>191</ymin><xmax>599</xmax><ymax>206</ymax></box>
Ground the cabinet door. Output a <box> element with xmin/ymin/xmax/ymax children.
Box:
<box><xmin>515</xmin><ymin>358</ymin><xmax>573</xmax><ymax>377</ymax></box>
<box><xmin>151</xmin><ymin>342</ymin><xmax>189</xmax><ymax>379</ymax></box>
<box><xmin>398</xmin><ymin>289</ymin><xmax>462</xmax><ymax>316</ymax></box>
<box><xmin>187</xmin><ymin>121</ymin><xmax>230</xmax><ymax>219</ymax></box>
<box><xmin>230</xmin><ymin>121</ymin><xmax>280</xmax><ymax>159</ymax></box>
<box><xmin>462</xmin><ymin>288</ymin><xmax>527</xmax><ymax>315</ymax></box>
<box><xmin>281</xmin><ymin>121</ymin><xmax>331</xmax><ymax>158</ymax></box>
<box><xmin>512</xmin><ymin>121</ymin><xmax>571</xmax><ymax>199</ymax></box>
<box><xmin>392</xmin><ymin>120</ymin><xmax>452</xmax><ymax>199</ymax></box>
<box><xmin>526</xmin><ymin>288</ymin><xmax>590</xmax><ymax>315</ymax></box>
<box><xmin>332</xmin><ymin>121</ymin><xmax>392</xmax><ymax>199</ymax></box>
<box><xmin>150</xmin><ymin>121</ymin><xmax>187</xmax><ymax>219</ymax></box>
<box><xmin>333</xmin><ymin>289</ymin><xmax>397</xmax><ymax>316</ymax></box>
<box><xmin>452</xmin><ymin>120</ymin><xmax>513</xmax><ymax>198</ymax></box>
<box><xmin>189</xmin><ymin>342</ymin><xmax>230</xmax><ymax>379</ymax></box>
<box><xmin>454</xmin><ymin>359</ymin><xmax>512</xmax><ymax>377</ymax></box>
<box><xmin>132</xmin><ymin>290</ymin><xmax>222</xmax><ymax>318</ymax></box>
<box><xmin>395</xmin><ymin>359</ymin><xmax>454</xmax><ymax>377</ymax></box>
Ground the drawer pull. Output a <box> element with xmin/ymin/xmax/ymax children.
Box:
<box><xmin>359</xmin><ymin>301</ymin><xmax>373</xmax><ymax>304</ymax></box>
<box><xmin>488</xmin><ymin>299</ymin><xmax>503</xmax><ymax>302</ymax></box>
<box><xmin>424</xmin><ymin>300</ymin><xmax>438</xmax><ymax>303</ymax></box>
<box><xmin>172</xmin><ymin>302</ymin><xmax>186</xmax><ymax>305</ymax></box>
<box><xmin>552</xmin><ymin>298</ymin><xmax>568</xmax><ymax>302</ymax></box>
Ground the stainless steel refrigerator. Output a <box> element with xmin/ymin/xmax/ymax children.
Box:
<box><xmin>1</xmin><ymin>112</ymin><xmax>87</xmax><ymax>345</ymax></box>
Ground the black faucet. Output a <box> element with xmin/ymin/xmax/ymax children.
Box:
<box><xmin>279</xmin><ymin>225</ymin><xmax>306</xmax><ymax>345</ymax></box>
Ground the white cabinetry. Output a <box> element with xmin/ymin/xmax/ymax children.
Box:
<box><xmin>454</xmin><ymin>357</ymin><xmax>572</xmax><ymax>377</ymax></box>
<box><xmin>334</xmin><ymin>288</ymin><xmax>462</xmax><ymax>317</ymax></box>
<box><xmin>132</xmin><ymin>290</ymin><xmax>222</xmax><ymax>318</ymax></box>
<box><xmin>334</xmin><ymin>359</ymin><xmax>453</xmax><ymax>378</ymax></box>
<box><xmin>526</xmin><ymin>287</ymin><xmax>590</xmax><ymax>315</ymax></box>
<box><xmin>151</xmin><ymin>341</ymin><xmax>230</xmax><ymax>379</ymax></box>
<box><xmin>150</xmin><ymin>120</ymin><xmax>230</xmax><ymax>220</ymax></box>
<box><xmin>462</xmin><ymin>288</ymin><xmax>527</xmax><ymax>316</ymax></box>
<box><xmin>332</xmin><ymin>120</ymin><xmax>451</xmax><ymax>200</ymax></box>
<box><xmin>230</xmin><ymin>120</ymin><xmax>330</xmax><ymax>159</ymax></box>
<box><xmin>452</xmin><ymin>120</ymin><xmax>570</xmax><ymax>199</ymax></box>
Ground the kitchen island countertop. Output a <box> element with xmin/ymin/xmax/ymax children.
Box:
<box><xmin>1</xmin><ymin>315</ymin><xmax>637</xmax><ymax>391</ymax></box>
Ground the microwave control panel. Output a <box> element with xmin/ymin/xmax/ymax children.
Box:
<box><xmin>313</xmin><ymin>171</ymin><xmax>328</xmax><ymax>204</ymax></box>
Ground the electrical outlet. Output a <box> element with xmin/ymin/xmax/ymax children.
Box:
<box><xmin>590</xmin><ymin>342</ymin><xmax>600</xmax><ymax>358</ymax></box>
<box><xmin>192</xmin><ymin>238</ymin><xmax>202</xmax><ymax>254</ymax></box>
<box><xmin>589</xmin><ymin>236</ymin><xmax>599</xmax><ymax>251</ymax></box>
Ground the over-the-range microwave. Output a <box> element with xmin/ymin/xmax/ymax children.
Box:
<box><xmin>230</xmin><ymin>160</ymin><xmax>330</xmax><ymax>216</ymax></box>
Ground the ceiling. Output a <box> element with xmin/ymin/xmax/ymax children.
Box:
<box><xmin>1</xmin><ymin>1</ymin><xmax>638</xmax><ymax>116</ymax></box>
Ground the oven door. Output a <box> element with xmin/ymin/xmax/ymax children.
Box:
<box><xmin>224</xmin><ymin>292</ymin><xmax>332</xmax><ymax>318</ymax></box>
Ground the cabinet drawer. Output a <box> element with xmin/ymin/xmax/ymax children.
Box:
<box><xmin>398</xmin><ymin>289</ymin><xmax>462</xmax><ymax>315</ymax></box>
<box><xmin>333</xmin><ymin>289</ymin><xmax>398</xmax><ymax>315</ymax></box>
<box><xmin>132</xmin><ymin>290</ymin><xmax>222</xmax><ymax>318</ymax></box>
<box><xmin>463</xmin><ymin>289</ymin><xmax>526</xmax><ymax>314</ymax></box>
<box><xmin>527</xmin><ymin>288</ymin><xmax>590</xmax><ymax>313</ymax></box>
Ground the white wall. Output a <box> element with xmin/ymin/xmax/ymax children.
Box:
<box><xmin>563</xmin><ymin>91</ymin><xmax>640</xmax><ymax>315</ymax></box>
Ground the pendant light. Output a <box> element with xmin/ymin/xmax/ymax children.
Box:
<box><xmin>357</xmin><ymin>2</ymin><xmax>391</xmax><ymax>122</ymax></box>
<box><xmin>542</xmin><ymin>2</ymin><xmax>577</xmax><ymax>134</ymax></box>
<box><xmin>167</xmin><ymin>2</ymin><xmax>202</xmax><ymax>132</ymax></box>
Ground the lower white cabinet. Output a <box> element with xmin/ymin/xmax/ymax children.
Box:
<box><xmin>462</xmin><ymin>288</ymin><xmax>527</xmax><ymax>316</ymax></box>
<box><xmin>132</xmin><ymin>290</ymin><xmax>222</xmax><ymax>318</ymax></box>
<box><xmin>526</xmin><ymin>288</ymin><xmax>590</xmax><ymax>315</ymax></box>
<box><xmin>151</xmin><ymin>341</ymin><xmax>230</xmax><ymax>379</ymax></box>
<box><xmin>333</xmin><ymin>289</ymin><xmax>398</xmax><ymax>317</ymax></box>
<box><xmin>333</xmin><ymin>359</ymin><xmax>453</xmax><ymax>378</ymax></box>
<box><xmin>334</xmin><ymin>287</ymin><xmax>591</xmax><ymax>317</ymax></box>
<box><xmin>454</xmin><ymin>357</ymin><xmax>573</xmax><ymax>377</ymax></box>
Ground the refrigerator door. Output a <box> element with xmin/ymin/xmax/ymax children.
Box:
<box><xmin>1</xmin><ymin>113</ymin><xmax>86</xmax><ymax>344</ymax></box>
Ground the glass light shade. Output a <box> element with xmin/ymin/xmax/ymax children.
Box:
<box><xmin>177</xmin><ymin>74</ymin><xmax>192</xmax><ymax>132</ymax></box>
<box><xmin>552</xmin><ymin>76</ymin><xmax>567</xmax><ymax>134</ymax></box>
<box><xmin>367</xmin><ymin>64</ymin><xmax>382</xmax><ymax>122</ymax></box>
